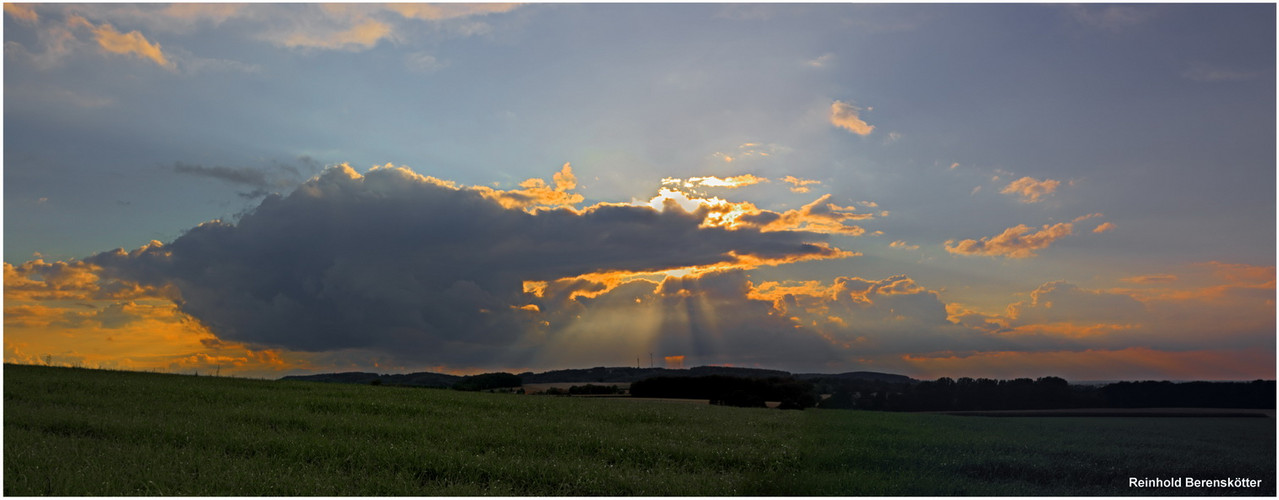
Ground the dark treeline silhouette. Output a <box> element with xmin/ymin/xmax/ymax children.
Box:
<box><xmin>630</xmin><ymin>375</ymin><xmax>819</xmax><ymax>409</ymax></box>
<box><xmin>815</xmin><ymin>376</ymin><xmax>1276</xmax><ymax>411</ymax></box>
<box><xmin>451</xmin><ymin>372</ymin><xmax>522</xmax><ymax>391</ymax></box>
<box><xmin>568</xmin><ymin>384</ymin><xmax>625</xmax><ymax>395</ymax></box>
<box><xmin>1100</xmin><ymin>380</ymin><xmax>1275</xmax><ymax>409</ymax></box>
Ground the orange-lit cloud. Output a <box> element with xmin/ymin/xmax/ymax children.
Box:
<box><xmin>664</xmin><ymin>355</ymin><xmax>685</xmax><ymax>368</ymax></box>
<box><xmin>1000</xmin><ymin>176</ymin><xmax>1060</xmax><ymax>203</ymax></box>
<box><xmin>640</xmin><ymin>187</ymin><xmax>872</xmax><ymax>235</ymax></box>
<box><xmin>890</xmin><ymin>240</ymin><xmax>920</xmax><ymax>250</ymax></box>
<box><xmin>4</xmin><ymin>3</ymin><xmax>38</xmax><ymax>23</ymax></box>
<box><xmin>475</xmin><ymin>163</ymin><xmax>585</xmax><ymax>211</ymax></box>
<box><xmin>747</xmin><ymin>274</ymin><xmax>943</xmax><ymax>332</ymax></box>
<box><xmin>282</xmin><ymin>19</ymin><xmax>392</xmax><ymax>50</ymax></box>
<box><xmin>1121</xmin><ymin>274</ymin><xmax>1178</xmax><ymax>284</ymax></box>
<box><xmin>670</xmin><ymin>175</ymin><xmax>767</xmax><ymax>189</ymax></box>
<box><xmin>527</xmin><ymin>243</ymin><xmax>856</xmax><ymax>303</ymax></box>
<box><xmin>738</xmin><ymin>194</ymin><xmax>873</xmax><ymax>235</ymax></box>
<box><xmin>945</xmin><ymin>222</ymin><xmax>1073</xmax><ymax>258</ymax></box>
<box><xmin>830</xmin><ymin>100</ymin><xmax>874</xmax><ymax>135</ymax></box>
<box><xmin>159</xmin><ymin>3</ymin><xmax>245</xmax><ymax>24</ymax></box>
<box><xmin>386</xmin><ymin>3</ymin><xmax>520</xmax><ymax>20</ymax></box>
<box><xmin>265</xmin><ymin>3</ymin><xmax>520</xmax><ymax>52</ymax></box>
<box><xmin>3</xmin><ymin>256</ymin><xmax>310</xmax><ymax>377</ymax></box>
<box><xmin>1003</xmin><ymin>321</ymin><xmax>1140</xmax><ymax>339</ymax></box>
<box><xmin>68</xmin><ymin>15</ymin><xmax>173</xmax><ymax>68</ymax></box>
<box><xmin>781</xmin><ymin>175</ymin><xmax>821</xmax><ymax>193</ymax></box>
<box><xmin>938</xmin><ymin>266</ymin><xmax>1273</xmax><ymax>376</ymax></box>
<box><xmin>1093</xmin><ymin>222</ymin><xmax>1116</xmax><ymax>233</ymax></box>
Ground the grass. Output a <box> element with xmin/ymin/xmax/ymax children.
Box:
<box><xmin>5</xmin><ymin>363</ymin><xmax>1274</xmax><ymax>496</ymax></box>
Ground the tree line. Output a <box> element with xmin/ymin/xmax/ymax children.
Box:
<box><xmin>630</xmin><ymin>375</ymin><xmax>820</xmax><ymax>409</ymax></box>
<box><xmin>814</xmin><ymin>376</ymin><xmax>1276</xmax><ymax>411</ymax></box>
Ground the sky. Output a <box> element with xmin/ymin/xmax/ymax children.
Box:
<box><xmin>3</xmin><ymin>3</ymin><xmax>1275</xmax><ymax>381</ymax></box>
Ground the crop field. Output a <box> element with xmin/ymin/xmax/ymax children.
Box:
<box><xmin>4</xmin><ymin>364</ymin><xmax>1274</xmax><ymax>496</ymax></box>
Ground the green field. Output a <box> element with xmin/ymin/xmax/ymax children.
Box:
<box><xmin>4</xmin><ymin>364</ymin><xmax>1274</xmax><ymax>496</ymax></box>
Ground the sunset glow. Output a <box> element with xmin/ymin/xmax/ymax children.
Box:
<box><xmin>4</xmin><ymin>3</ymin><xmax>1274</xmax><ymax>380</ymax></box>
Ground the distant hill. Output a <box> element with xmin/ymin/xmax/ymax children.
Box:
<box><xmin>281</xmin><ymin>366</ymin><xmax>915</xmax><ymax>387</ymax></box>
<box><xmin>795</xmin><ymin>371</ymin><xmax>916</xmax><ymax>384</ymax></box>
<box><xmin>281</xmin><ymin>371</ymin><xmax>460</xmax><ymax>387</ymax></box>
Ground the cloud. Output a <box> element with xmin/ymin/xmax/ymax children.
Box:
<box><xmin>735</xmin><ymin>194</ymin><xmax>874</xmax><ymax>236</ymax></box>
<box><xmin>172</xmin><ymin>159</ymin><xmax>318</xmax><ymax>198</ymax></box>
<box><xmin>664</xmin><ymin>174</ymin><xmax>769</xmax><ymax>189</ymax></box>
<box><xmin>1000</xmin><ymin>176</ymin><xmax>1061</xmax><ymax>203</ymax></box>
<box><xmin>944</xmin><ymin>222</ymin><xmax>1073</xmax><ymax>258</ymax></box>
<box><xmin>406</xmin><ymin>52</ymin><xmax>448</xmax><ymax>72</ymax></box>
<box><xmin>173</xmin><ymin>162</ymin><xmax>271</xmax><ymax>187</ymax></box>
<box><xmin>1181</xmin><ymin>62</ymin><xmax>1260</xmax><ymax>82</ymax></box>
<box><xmin>781</xmin><ymin>175</ymin><xmax>820</xmax><ymax>193</ymax></box>
<box><xmin>471</xmin><ymin>162</ymin><xmax>584</xmax><ymax>211</ymax></box>
<box><xmin>1008</xmin><ymin>281</ymin><xmax>1146</xmax><ymax>324</ymax></box>
<box><xmin>385</xmin><ymin>3</ymin><xmax>520</xmax><ymax>21</ymax></box>
<box><xmin>157</xmin><ymin>3</ymin><xmax>246</xmax><ymax>26</ymax></box>
<box><xmin>1092</xmin><ymin>222</ymin><xmax>1116</xmax><ymax>233</ymax></box>
<box><xmin>281</xmin><ymin>19</ymin><xmax>393</xmax><ymax>51</ymax></box>
<box><xmin>1121</xmin><ymin>274</ymin><xmax>1178</xmax><ymax>284</ymax></box>
<box><xmin>83</xmin><ymin>164</ymin><xmax>855</xmax><ymax>368</ymax></box>
<box><xmin>68</xmin><ymin>15</ymin><xmax>174</xmax><ymax>69</ymax></box>
<box><xmin>806</xmin><ymin>53</ymin><xmax>834</xmax><ymax>68</ymax></box>
<box><xmin>4</xmin><ymin>3</ymin><xmax>38</xmax><ymax>23</ymax></box>
<box><xmin>637</xmin><ymin>187</ymin><xmax>873</xmax><ymax>236</ymax></box>
<box><xmin>890</xmin><ymin>240</ymin><xmax>920</xmax><ymax>251</ymax></box>
<box><xmin>263</xmin><ymin>3</ymin><xmax>520</xmax><ymax>52</ymax></box>
<box><xmin>1067</xmin><ymin>4</ymin><xmax>1157</xmax><ymax>32</ymax></box>
<box><xmin>829</xmin><ymin>100</ymin><xmax>875</xmax><ymax>135</ymax></box>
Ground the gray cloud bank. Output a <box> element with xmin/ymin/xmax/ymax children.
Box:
<box><xmin>89</xmin><ymin>164</ymin><xmax>852</xmax><ymax>368</ymax></box>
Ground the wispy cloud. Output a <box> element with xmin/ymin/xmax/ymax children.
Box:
<box><xmin>806</xmin><ymin>52</ymin><xmax>834</xmax><ymax>68</ymax></box>
<box><xmin>1122</xmin><ymin>274</ymin><xmax>1178</xmax><ymax>284</ymax></box>
<box><xmin>4</xmin><ymin>3</ymin><xmax>38</xmax><ymax>23</ymax></box>
<box><xmin>890</xmin><ymin>240</ymin><xmax>920</xmax><ymax>251</ymax></box>
<box><xmin>829</xmin><ymin>100</ymin><xmax>874</xmax><ymax>135</ymax></box>
<box><xmin>944</xmin><ymin>222</ymin><xmax>1073</xmax><ymax>258</ymax></box>
<box><xmin>1000</xmin><ymin>176</ymin><xmax>1060</xmax><ymax>203</ymax></box>
<box><xmin>68</xmin><ymin>15</ymin><xmax>173</xmax><ymax>69</ymax></box>
<box><xmin>281</xmin><ymin>18</ymin><xmax>393</xmax><ymax>51</ymax></box>
<box><xmin>781</xmin><ymin>176</ymin><xmax>820</xmax><ymax>193</ymax></box>
<box><xmin>664</xmin><ymin>174</ymin><xmax>769</xmax><ymax>189</ymax></box>
<box><xmin>385</xmin><ymin>3</ymin><xmax>520</xmax><ymax>21</ymax></box>
<box><xmin>173</xmin><ymin>162</ymin><xmax>271</xmax><ymax>187</ymax></box>
<box><xmin>1181</xmin><ymin>62</ymin><xmax>1261</xmax><ymax>82</ymax></box>
<box><xmin>1067</xmin><ymin>4</ymin><xmax>1157</xmax><ymax>32</ymax></box>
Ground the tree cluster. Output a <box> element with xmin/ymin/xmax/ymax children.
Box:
<box><xmin>1100</xmin><ymin>380</ymin><xmax>1274</xmax><ymax>409</ymax></box>
<box><xmin>451</xmin><ymin>372</ymin><xmax>522</xmax><ymax>392</ymax></box>
<box><xmin>816</xmin><ymin>377</ymin><xmax>1276</xmax><ymax>411</ymax></box>
<box><xmin>629</xmin><ymin>375</ymin><xmax>819</xmax><ymax>409</ymax></box>
<box><xmin>567</xmin><ymin>384</ymin><xmax>625</xmax><ymax>395</ymax></box>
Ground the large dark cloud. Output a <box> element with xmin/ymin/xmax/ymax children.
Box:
<box><xmin>88</xmin><ymin>164</ymin><xmax>851</xmax><ymax>367</ymax></box>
